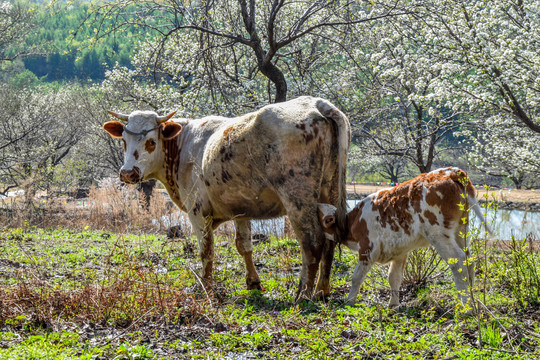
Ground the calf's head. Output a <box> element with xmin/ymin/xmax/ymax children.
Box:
<box><xmin>103</xmin><ymin>110</ymin><xmax>182</xmax><ymax>184</ymax></box>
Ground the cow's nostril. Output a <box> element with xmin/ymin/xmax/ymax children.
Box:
<box><xmin>119</xmin><ymin>168</ymin><xmax>140</xmax><ymax>184</ymax></box>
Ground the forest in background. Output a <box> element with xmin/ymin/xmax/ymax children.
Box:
<box><xmin>1</xmin><ymin>0</ymin><xmax>540</xmax><ymax>199</ymax></box>
<box><xmin>8</xmin><ymin>0</ymin><xmax>142</xmax><ymax>81</ymax></box>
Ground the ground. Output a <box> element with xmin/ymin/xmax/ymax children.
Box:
<box><xmin>1</xmin><ymin>226</ymin><xmax>539</xmax><ymax>359</ymax></box>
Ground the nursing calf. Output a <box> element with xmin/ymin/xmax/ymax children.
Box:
<box><xmin>319</xmin><ymin>167</ymin><xmax>490</xmax><ymax>307</ymax></box>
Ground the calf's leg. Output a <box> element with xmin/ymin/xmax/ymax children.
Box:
<box><xmin>234</xmin><ymin>219</ymin><xmax>262</xmax><ymax>290</ymax></box>
<box><xmin>388</xmin><ymin>254</ymin><xmax>408</xmax><ymax>307</ymax></box>
<box><xmin>429</xmin><ymin>234</ymin><xmax>471</xmax><ymax>306</ymax></box>
<box><xmin>346</xmin><ymin>260</ymin><xmax>373</xmax><ymax>305</ymax></box>
<box><xmin>455</xmin><ymin>221</ymin><xmax>475</xmax><ymax>288</ymax></box>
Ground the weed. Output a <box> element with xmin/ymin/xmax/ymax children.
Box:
<box><xmin>502</xmin><ymin>233</ymin><xmax>540</xmax><ymax>307</ymax></box>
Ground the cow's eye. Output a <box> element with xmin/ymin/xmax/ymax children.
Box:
<box><xmin>145</xmin><ymin>138</ymin><xmax>156</xmax><ymax>153</ymax></box>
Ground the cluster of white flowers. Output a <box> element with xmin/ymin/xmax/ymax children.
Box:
<box><xmin>461</xmin><ymin>115</ymin><xmax>540</xmax><ymax>187</ymax></box>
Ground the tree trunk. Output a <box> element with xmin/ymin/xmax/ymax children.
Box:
<box><xmin>259</xmin><ymin>62</ymin><xmax>287</xmax><ymax>103</ymax></box>
<box><xmin>510</xmin><ymin>174</ymin><xmax>523</xmax><ymax>190</ymax></box>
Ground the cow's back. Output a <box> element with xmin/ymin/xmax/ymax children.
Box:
<box><xmin>195</xmin><ymin>97</ymin><xmax>347</xmax><ymax>222</ymax></box>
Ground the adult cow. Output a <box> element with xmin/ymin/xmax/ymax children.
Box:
<box><xmin>103</xmin><ymin>96</ymin><xmax>350</xmax><ymax>299</ymax></box>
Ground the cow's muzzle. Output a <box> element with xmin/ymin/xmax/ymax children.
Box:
<box><xmin>119</xmin><ymin>167</ymin><xmax>141</xmax><ymax>184</ymax></box>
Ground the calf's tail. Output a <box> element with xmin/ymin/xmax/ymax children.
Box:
<box><xmin>451</xmin><ymin>167</ymin><xmax>494</xmax><ymax>238</ymax></box>
<box><xmin>467</xmin><ymin>195</ymin><xmax>495</xmax><ymax>237</ymax></box>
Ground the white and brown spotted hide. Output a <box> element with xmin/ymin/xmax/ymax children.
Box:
<box><xmin>319</xmin><ymin>167</ymin><xmax>490</xmax><ymax>308</ymax></box>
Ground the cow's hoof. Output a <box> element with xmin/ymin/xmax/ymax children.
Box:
<box><xmin>246</xmin><ymin>281</ymin><xmax>262</xmax><ymax>290</ymax></box>
<box><xmin>294</xmin><ymin>290</ymin><xmax>314</xmax><ymax>304</ymax></box>
<box><xmin>314</xmin><ymin>284</ymin><xmax>330</xmax><ymax>298</ymax></box>
<box><xmin>313</xmin><ymin>290</ymin><xmax>331</xmax><ymax>302</ymax></box>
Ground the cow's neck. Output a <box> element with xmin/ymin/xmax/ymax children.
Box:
<box><xmin>156</xmin><ymin>130</ymin><xmax>187</xmax><ymax>211</ymax></box>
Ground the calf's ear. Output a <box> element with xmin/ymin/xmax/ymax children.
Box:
<box><xmin>103</xmin><ymin>121</ymin><xmax>124</xmax><ymax>139</ymax></box>
<box><xmin>322</xmin><ymin>215</ymin><xmax>336</xmax><ymax>229</ymax></box>
<box><xmin>161</xmin><ymin>122</ymin><xmax>183</xmax><ymax>140</ymax></box>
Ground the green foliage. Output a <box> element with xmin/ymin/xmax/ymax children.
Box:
<box><xmin>19</xmin><ymin>0</ymin><xmax>161</xmax><ymax>82</ymax></box>
<box><xmin>115</xmin><ymin>342</ymin><xmax>155</xmax><ymax>359</ymax></box>
<box><xmin>0</xmin><ymin>331</ymin><xmax>102</xmax><ymax>359</ymax></box>
<box><xmin>481</xmin><ymin>322</ymin><xmax>504</xmax><ymax>348</ymax></box>
<box><xmin>498</xmin><ymin>235</ymin><xmax>540</xmax><ymax>308</ymax></box>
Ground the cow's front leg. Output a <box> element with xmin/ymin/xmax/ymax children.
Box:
<box><xmin>234</xmin><ymin>219</ymin><xmax>261</xmax><ymax>290</ymax></box>
<box><xmin>191</xmin><ymin>216</ymin><xmax>215</xmax><ymax>287</ymax></box>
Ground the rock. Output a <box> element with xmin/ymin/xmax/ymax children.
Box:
<box><xmin>167</xmin><ymin>225</ymin><xmax>184</xmax><ymax>239</ymax></box>
<box><xmin>252</xmin><ymin>234</ymin><xmax>270</xmax><ymax>244</ymax></box>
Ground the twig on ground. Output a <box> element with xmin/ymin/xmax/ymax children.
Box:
<box><xmin>186</xmin><ymin>264</ymin><xmax>213</xmax><ymax>308</ymax></box>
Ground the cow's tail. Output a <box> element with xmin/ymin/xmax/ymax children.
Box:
<box><xmin>316</xmin><ymin>98</ymin><xmax>351</xmax><ymax>242</ymax></box>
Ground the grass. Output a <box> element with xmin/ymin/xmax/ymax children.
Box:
<box><xmin>0</xmin><ymin>181</ymin><xmax>539</xmax><ymax>358</ymax></box>
<box><xmin>1</xmin><ymin>225</ymin><xmax>539</xmax><ymax>359</ymax></box>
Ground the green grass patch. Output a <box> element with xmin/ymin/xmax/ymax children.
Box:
<box><xmin>0</xmin><ymin>226</ymin><xmax>539</xmax><ymax>358</ymax></box>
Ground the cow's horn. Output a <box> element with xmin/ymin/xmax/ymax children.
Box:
<box><xmin>107</xmin><ymin>110</ymin><xmax>129</xmax><ymax>122</ymax></box>
<box><xmin>156</xmin><ymin>111</ymin><xmax>177</xmax><ymax>123</ymax></box>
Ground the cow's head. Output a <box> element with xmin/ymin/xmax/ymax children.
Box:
<box><xmin>317</xmin><ymin>203</ymin><xmax>337</xmax><ymax>241</ymax></box>
<box><xmin>103</xmin><ymin>110</ymin><xmax>182</xmax><ymax>184</ymax></box>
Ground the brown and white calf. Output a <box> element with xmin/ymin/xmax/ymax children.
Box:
<box><xmin>103</xmin><ymin>96</ymin><xmax>350</xmax><ymax>299</ymax></box>
<box><xmin>318</xmin><ymin>167</ymin><xmax>491</xmax><ymax>307</ymax></box>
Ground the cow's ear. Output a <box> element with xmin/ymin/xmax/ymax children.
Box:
<box><xmin>103</xmin><ymin>121</ymin><xmax>124</xmax><ymax>139</ymax></box>
<box><xmin>161</xmin><ymin>122</ymin><xmax>183</xmax><ymax>140</ymax></box>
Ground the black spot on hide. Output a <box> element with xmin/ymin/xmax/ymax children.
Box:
<box><xmin>222</xmin><ymin>170</ymin><xmax>233</xmax><ymax>183</ymax></box>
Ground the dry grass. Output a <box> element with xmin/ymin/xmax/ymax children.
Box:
<box><xmin>0</xmin><ymin>179</ymin><xmax>193</xmax><ymax>236</ymax></box>
<box><xmin>0</xmin><ymin>180</ymin><xmax>288</xmax><ymax>238</ymax></box>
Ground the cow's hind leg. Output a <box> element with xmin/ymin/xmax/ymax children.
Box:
<box><xmin>282</xmin><ymin>201</ymin><xmax>326</xmax><ymax>301</ymax></box>
<box><xmin>429</xmin><ymin>232</ymin><xmax>471</xmax><ymax>306</ymax></box>
<box><xmin>388</xmin><ymin>254</ymin><xmax>408</xmax><ymax>307</ymax></box>
<box><xmin>315</xmin><ymin>239</ymin><xmax>336</xmax><ymax>297</ymax></box>
<box><xmin>234</xmin><ymin>220</ymin><xmax>261</xmax><ymax>290</ymax></box>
